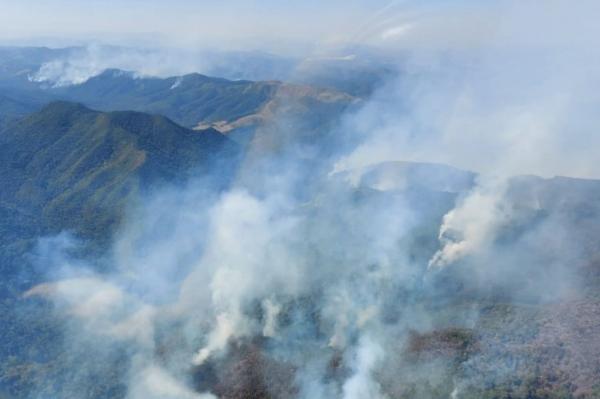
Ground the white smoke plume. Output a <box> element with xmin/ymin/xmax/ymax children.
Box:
<box><xmin>428</xmin><ymin>178</ymin><xmax>508</xmax><ymax>269</ymax></box>
<box><xmin>128</xmin><ymin>366</ymin><xmax>216</xmax><ymax>399</ymax></box>
<box><xmin>28</xmin><ymin>44</ymin><xmax>298</xmax><ymax>87</ymax></box>
<box><xmin>28</xmin><ymin>45</ymin><xmax>212</xmax><ymax>87</ymax></box>
<box><xmin>341</xmin><ymin>336</ymin><xmax>387</xmax><ymax>399</ymax></box>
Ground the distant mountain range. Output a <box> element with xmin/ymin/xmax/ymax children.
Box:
<box><xmin>0</xmin><ymin>45</ymin><xmax>389</xmax><ymax>125</ymax></box>
<box><xmin>0</xmin><ymin>68</ymin><xmax>357</xmax><ymax>148</ymax></box>
<box><xmin>0</xmin><ymin>44</ymin><xmax>395</xmax><ymax>93</ymax></box>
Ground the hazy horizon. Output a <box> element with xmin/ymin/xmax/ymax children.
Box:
<box><xmin>4</xmin><ymin>1</ymin><xmax>598</xmax><ymax>55</ymax></box>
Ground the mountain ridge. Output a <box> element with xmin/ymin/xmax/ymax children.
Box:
<box><xmin>0</xmin><ymin>101</ymin><xmax>239</xmax><ymax>243</ymax></box>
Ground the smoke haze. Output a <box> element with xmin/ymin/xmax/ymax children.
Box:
<box><xmin>5</xmin><ymin>0</ymin><xmax>600</xmax><ymax>398</ymax></box>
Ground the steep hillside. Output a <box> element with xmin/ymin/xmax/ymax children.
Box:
<box><xmin>0</xmin><ymin>101</ymin><xmax>238</xmax><ymax>243</ymax></box>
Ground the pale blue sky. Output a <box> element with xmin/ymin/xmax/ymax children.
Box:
<box><xmin>1</xmin><ymin>1</ymin><xmax>598</xmax><ymax>55</ymax></box>
<box><xmin>0</xmin><ymin>0</ymin><xmax>490</xmax><ymax>53</ymax></box>
<box><xmin>0</xmin><ymin>0</ymin><xmax>399</xmax><ymax>50</ymax></box>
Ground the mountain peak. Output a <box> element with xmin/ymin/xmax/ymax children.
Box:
<box><xmin>40</xmin><ymin>100</ymin><xmax>91</xmax><ymax>114</ymax></box>
<box><xmin>0</xmin><ymin>103</ymin><xmax>239</xmax><ymax>239</ymax></box>
<box><xmin>22</xmin><ymin>101</ymin><xmax>95</xmax><ymax>130</ymax></box>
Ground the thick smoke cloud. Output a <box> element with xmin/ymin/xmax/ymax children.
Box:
<box><xmin>335</xmin><ymin>0</ymin><xmax>600</xmax><ymax>179</ymax></box>
<box><xmin>18</xmin><ymin>0</ymin><xmax>600</xmax><ymax>398</ymax></box>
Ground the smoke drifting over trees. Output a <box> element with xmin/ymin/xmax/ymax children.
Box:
<box><xmin>2</xmin><ymin>1</ymin><xmax>600</xmax><ymax>398</ymax></box>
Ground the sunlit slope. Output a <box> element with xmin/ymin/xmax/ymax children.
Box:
<box><xmin>0</xmin><ymin>101</ymin><xmax>237</xmax><ymax>241</ymax></box>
